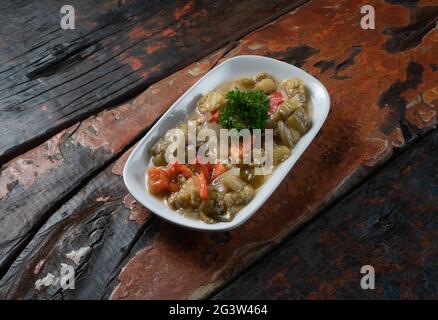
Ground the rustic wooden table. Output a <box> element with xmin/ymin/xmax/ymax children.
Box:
<box><xmin>0</xmin><ymin>0</ymin><xmax>437</xmax><ymax>299</ymax></box>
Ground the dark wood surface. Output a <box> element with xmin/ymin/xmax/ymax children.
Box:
<box><xmin>0</xmin><ymin>164</ymin><xmax>150</xmax><ymax>299</ymax></box>
<box><xmin>0</xmin><ymin>48</ymin><xmax>228</xmax><ymax>277</ymax></box>
<box><xmin>214</xmin><ymin>130</ymin><xmax>438</xmax><ymax>299</ymax></box>
<box><xmin>0</xmin><ymin>0</ymin><xmax>307</xmax><ymax>163</ymax></box>
<box><xmin>0</xmin><ymin>0</ymin><xmax>306</xmax><ymax>274</ymax></box>
<box><xmin>0</xmin><ymin>0</ymin><xmax>437</xmax><ymax>300</ymax></box>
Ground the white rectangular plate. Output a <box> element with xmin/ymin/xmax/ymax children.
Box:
<box><xmin>123</xmin><ymin>55</ymin><xmax>330</xmax><ymax>231</ymax></box>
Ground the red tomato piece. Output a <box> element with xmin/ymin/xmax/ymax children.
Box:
<box><xmin>269</xmin><ymin>91</ymin><xmax>284</xmax><ymax>114</ymax></box>
<box><xmin>197</xmin><ymin>172</ymin><xmax>209</xmax><ymax>200</ymax></box>
<box><xmin>168</xmin><ymin>181</ymin><xmax>181</xmax><ymax>192</ymax></box>
<box><xmin>167</xmin><ymin>162</ymin><xmax>193</xmax><ymax>179</ymax></box>
<box><xmin>147</xmin><ymin>167</ymin><xmax>173</xmax><ymax>194</ymax></box>
<box><xmin>195</xmin><ymin>157</ymin><xmax>213</xmax><ymax>183</ymax></box>
<box><xmin>208</xmin><ymin>110</ymin><xmax>219</xmax><ymax>123</ymax></box>
<box><xmin>211</xmin><ymin>163</ymin><xmax>227</xmax><ymax>181</ymax></box>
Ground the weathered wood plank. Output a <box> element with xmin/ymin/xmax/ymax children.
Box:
<box><xmin>213</xmin><ymin>130</ymin><xmax>438</xmax><ymax>300</ymax></box>
<box><xmin>1</xmin><ymin>0</ymin><xmax>437</xmax><ymax>299</ymax></box>
<box><xmin>108</xmin><ymin>0</ymin><xmax>438</xmax><ymax>299</ymax></box>
<box><xmin>0</xmin><ymin>0</ymin><xmax>308</xmax><ymax>162</ymax></box>
<box><xmin>0</xmin><ymin>165</ymin><xmax>151</xmax><ymax>300</ymax></box>
<box><xmin>0</xmin><ymin>49</ymin><xmax>228</xmax><ymax>276</ymax></box>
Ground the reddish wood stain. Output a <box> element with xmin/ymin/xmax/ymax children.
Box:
<box><xmin>0</xmin><ymin>124</ymin><xmax>79</xmax><ymax>200</ymax></box>
<box><xmin>175</xmin><ymin>0</ymin><xmax>194</xmax><ymax>20</ymax></box>
<box><xmin>145</xmin><ymin>42</ymin><xmax>167</xmax><ymax>54</ymax></box>
<box><xmin>73</xmin><ymin>50</ymin><xmax>225</xmax><ymax>154</ymax></box>
<box><xmin>123</xmin><ymin>193</ymin><xmax>150</xmax><ymax>225</ymax></box>
<box><xmin>125</xmin><ymin>56</ymin><xmax>143</xmax><ymax>71</ymax></box>
<box><xmin>162</xmin><ymin>28</ymin><xmax>177</xmax><ymax>37</ymax></box>
<box><xmin>129</xmin><ymin>26</ymin><xmax>153</xmax><ymax>40</ymax></box>
<box><xmin>110</xmin><ymin>0</ymin><xmax>438</xmax><ymax>300</ymax></box>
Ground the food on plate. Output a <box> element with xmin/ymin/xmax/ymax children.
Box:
<box><xmin>147</xmin><ymin>72</ymin><xmax>312</xmax><ymax>223</ymax></box>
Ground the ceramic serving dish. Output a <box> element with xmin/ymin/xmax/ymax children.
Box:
<box><xmin>123</xmin><ymin>55</ymin><xmax>330</xmax><ymax>231</ymax></box>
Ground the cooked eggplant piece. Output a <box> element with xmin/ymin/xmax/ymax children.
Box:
<box><xmin>276</xmin><ymin>120</ymin><xmax>300</xmax><ymax>148</ymax></box>
<box><xmin>265</xmin><ymin>117</ymin><xmax>276</xmax><ymax>129</ymax></box>
<box><xmin>254</xmin><ymin>72</ymin><xmax>275</xmax><ymax>82</ymax></box>
<box><xmin>223</xmin><ymin>185</ymin><xmax>255</xmax><ymax>216</ymax></box>
<box><xmin>254</xmin><ymin>78</ymin><xmax>276</xmax><ymax>94</ymax></box>
<box><xmin>150</xmin><ymin>124</ymin><xmax>189</xmax><ymax>165</ymax></box>
<box><xmin>150</xmin><ymin>137</ymin><xmax>167</xmax><ymax>156</ymax></box>
<box><xmin>150</xmin><ymin>137</ymin><xmax>169</xmax><ymax>166</ymax></box>
<box><xmin>197</xmin><ymin>91</ymin><xmax>225</xmax><ymax>113</ymax></box>
<box><xmin>273</xmin><ymin>144</ymin><xmax>291</xmax><ymax>165</ymax></box>
<box><xmin>216</xmin><ymin>81</ymin><xmax>242</xmax><ymax>95</ymax></box>
<box><xmin>270</xmin><ymin>99</ymin><xmax>301</xmax><ymax>123</ymax></box>
<box><xmin>278</xmin><ymin>99</ymin><xmax>301</xmax><ymax>119</ymax></box>
<box><xmin>167</xmin><ymin>177</ymin><xmax>201</xmax><ymax>210</ymax></box>
<box><xmin>240</xmin><ymin>166</ymin><xmax>265</xmax><ymax>189</ymax></box>
<box><xmin>200</xmin><ymin>211</ymin><xmax>216</xmax><ymax>224</ymax></box>
<box><xmin>152</xmin><ymin>153</ymin><xmax>167</xmax><ymax>166</ymax></box>
<box><xmin>286</xmin><ymin>107</ymin><xmax>312</xmax><ymax>134</ymax></box>
<box><xmin>280</xmin><ymin>77</ymin><xmax>306</xmax><ymax>105</ymax></box>
<box><xmin>199</xmin><ymin>188</ymin><xmax>229</xmax><ymax>223</ymax></box>
<box><xmin>238</xmin><ymin>78</ymin><xmax>256</xmax><ymax>90</ymax></box>
<box><xmin>222</xmin><ymin>174</ymin><xmax>247</xmax><ymax>192</ymax></box>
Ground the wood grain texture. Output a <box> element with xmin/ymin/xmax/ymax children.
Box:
<box><xmin>214</xmin><ymin>130</ymin><xmax>438</xmax><ymax>300</ymax></box>
<box><xmin>0</xmin><ymin>49</ymin><xmax>228</xmax><ymax>276</ymax></box>
<box><xmin>109</xmin><ymin>0</ymin><xmax>438</xmax><ymax>299</ymax></box>
<box><xmin>1</xmin><ymin>0</ymin><xmax>437</xmax><ymax>299</ymax></box>
<box><xmin>0</xmin><ymin>0</ymin><xmax>307</xmax><ymax>162</ymax></box>
<box><xmin>0</xmin><ymin>162</ymin><xmax>151</xmax><ymax>299</ymax></box>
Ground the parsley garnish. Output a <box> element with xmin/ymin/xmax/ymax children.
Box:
<box><xmin>219</xmin><ymin>89</ymin><xmax>270</xmax><ymax>130</ymax></box>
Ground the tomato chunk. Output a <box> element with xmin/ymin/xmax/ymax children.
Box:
<box><xmin>211</xmin><ymin>163</ymin><xmax>227</xmax><ymax>181</ymax></box>
<box><xmin>195</xmin><ymin>157</ymin><xmax>213</xmax><ymax>183</ymax></box>
<box><xmin>166</xmin><ymin>161</ymin><xmax>193</xmax><ymax>179</ymax></box>
<box><xmin>147</xmin><ymin>167</ymin><xmax>179</xmax><ymax>194</ymax></box>
<box><xmin>208</xmin><ymin>110</ymin><xmax>219</xmax><ymax>123</ymax></box>
<box><xmin>168</xmin><ymin>181</ymin><xmax>181</xmax><ymax>192</ymax></box>
<box><xmin>197</xmin><ymin>172</ymin><xmax>209</xmax><ymax>200</ymax></box>
<box><xmin>269</xmin><ymin>91</ymin><xmax>284</xmax><ymax>114</ymax></box>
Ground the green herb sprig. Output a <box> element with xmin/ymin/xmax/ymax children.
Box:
<box><xmin>219</xmin><ymin>89</ymin><xmax>270</xmax><ymax>130</ymax></box>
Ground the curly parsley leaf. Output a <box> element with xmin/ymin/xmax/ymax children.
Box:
<box><xmin>219</xmin><ymin>89</ymin><xmax>270</xmax><ymax>130</ymax></box>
